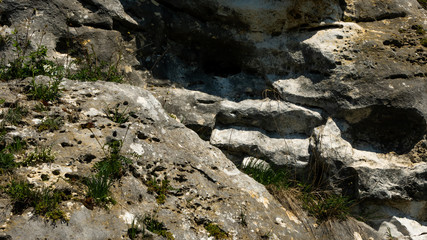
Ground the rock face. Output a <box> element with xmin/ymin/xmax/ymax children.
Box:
<box><xmin>0</xmin><ymin>77</ymin><xmax>379</xmax><ymax>240</ymax></box>
<box><xmin>0</xmin><ymin>0</ymin><xmax>426</xmax><ymax>239</ymax></box>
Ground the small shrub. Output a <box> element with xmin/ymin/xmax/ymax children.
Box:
<box><xmin>146</xmin><ymin>177</ymin><xmax>171</xmax><ymax>204</ymax></box>
<box><xmin>204</xmin><ymin>222</ymin><xmax>228</xmax><ymax>240</ymax></box>
<box><xmin>421</xmin><ymin>38</ymin><xmax>427</xmax><ymax>47</ymax></box>
<box><xmin>27</xmin><ymin>79</ymin><xmax>61</xmax><ymax>102</ymax></box>
<box><xmin>0</xmin><ymin>103</ymin><xmax>28</xmax><ymax>126</ymax></box>
<box><xmin>143</xmin><ymin>214</ymin><xmax>174</xmax><ymax>240</ymax></box>
<box><xmin>104</xmin><ymin>104</ymin><xmax>130</xmax><ymax>124</ymax></box>
<box><xmin>22</xmin><ymin>146</ymin><xmax>54</xmax><ymax>166</ymax></box>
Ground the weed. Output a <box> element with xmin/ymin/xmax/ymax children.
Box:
<box><xmin>0</xmin><ymin>151</ymin><xmax>17</xmax><ymax>172</ymax></box>
<box><xmin>27</xmin><ymin>78</ymin><xmax>61</xmax><ymax>102</ymax></box>
<box><xmin>238</xmin><ymin>210</ymin><xmax>247</xmax><ymax>227</ymax></box>
<box><xmin>103</xmin><ymin>104</ymin><xmax>130</xmax><ymax>124</ymax></box>
<box><xmin>37</xmin><ymin>116</ymin><xmax>62</xmax><ymax>132</ymax></box>
<box><xmin>0</xmin><ymin>103</ymin><xmax>28</xmax><ymax>126</ymax></box>
<box><xmin>85</xmin><ymin>174</ymin><xmax>114</xmax><ymax>207</ymax></box>
<box><xmin>5</xmin><ymin>136</ymin><xmax>27</xmax><ymax>153</ymax></box>
<box><xmin>22</xmin><ymin>146</ymin><xmax>54</xmax><ymax>166</ymax></box>
<box><xmin>128</xmin><ymin>218</ymin><xmax>140</xmax><ymax>240</ymax></box>
<box><xmin>143</xmin><ymin>214</ymin><xmax>175</xmax><ymax>240</ymax></box>
<box><xmin>69</xmin><ymin>44</ymin><xmax>123</xmax><ymax>83</ymax></box>
<box><xmin>6</xmin><ymin>180</ymin><xmax>67</xmax><ymax>221</ymax></box>
<box><xmin>421</xmin><ymin>38</ymin><xmax>427</xmax><ymax>47</ymax></box>
<box><xmin>93</xmin><ymin>139</ymin><xmax>131</xmax><ymax>178</ymax></box>
<box><xmin>0</xmin><ymin>98</ymin><xmax>5</xmax><ymax>105</ymax></box>
<box><xmin>146</xmin><ymin>177</ymin><xmax>171</xmax><ymax>204</ymax></box>
<box><xmin>204</xmin><ymin>222</ymin><xmax>228</xmax><ymax>240</ymax></box>
<box><xmin>0</xmin><ymin>29</ymin><xmax>63</xmax><ymax>81</ymax></box>
<box><xmin>242</xmin><ymin>159</ymin><xmax>353</xmax><ymax>222</ymax></box>
<box><xmin>300</xmin><ymin>190</ymin><xmax>353</xmax><ymax>222</ymax></box>
<box><xmin>242</xmin><ymin>160</ymin><xmax>290</xmax><ymax>188</ymax></box>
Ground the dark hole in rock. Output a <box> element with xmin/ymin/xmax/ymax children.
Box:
<box><xmin>79</xmin><ymin>153</ymin><xmax>96</xmax><ymax>163</ymax></box>
<box><xmin>343</xmin><ymin>106</ymin><xmax>426</xmax><ymax>154</ymax></box>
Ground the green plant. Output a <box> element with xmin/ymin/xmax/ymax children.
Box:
<box><xmin>93</xmin><ymin>139</ymin><xmax>131</xmax><ymax>178</ymax></box>
<box><xmin>85</xmin><ymin>174</ymin><xmax>114</xmax><ymax>207</ymax></box>
<box><xmin>242</xmin><ymin>159</ymin><xmax>353</xmax><ymax>222</ymax></box>
<box><xmin>0</xmin><ymin>29</ymin><xmax>63</xmax><ymax>81</ymax></box>
<box><xmin>238</xmin><ymin>210</ymin><xmax>247</xmax><ymax>227</ymax></box>
<box><xmin>22</xmin><ymin>146</ymin><xmax>55</xmax><ymax>166</ymax></box>
<box><xmin>6</xmin><ymin>180</ymin><xmax>67</xmax><ymax>221</ymax></box>
<box><xmin>104</xmin><ymin>104</ymin><xmax>130</xmax><ymax>124</ymax></box>
<box><xmin>27</xmin><ymin>78</ymin><xmax>61</xmax><ymax>102</ymax></box>
<box><xmin>146</xmin><ymin>177</ymin><xmax>171</xmax><ymax>204</ymax></box>
<box><xmin>0</xmin><ymin>103</ymin><xmax>28</xmax><ymax>126</ymax></box>
<box><xmin>143</xmin><ymin>214</ymin><xmax>175</xmax><ymax>240</ymax></box>
<box><xmin>68</xmin><ymin>44</ymin><xmax>123</xmax><ymax>83</ymax></box>
<box><xmin>204</xmin><ymin>222</ymin><xmax>228</xmax><ymax>240</ymax></box>
<box><xmin>5</xmin><ymin>136</ymin><xmax>27</xmax><ymax>153</ymax></box>
<box><xmin>37</xmin><ymin>116</ymin><xmax>62</xmax><ymax>132</ymax></box>
<box><xmin>128</xmin><ymin>217</ymin><xmax>140</xmax><ymax>240</ymax></box>
<box><xmin>0</xmin><ymin>151</ymin><xmax>17</xmax><ymax>172</ymax></box>
<box><xmin>242</xmin><ymin>160</ymin><xmax>290</xmax><ymax>188</ymax></box>
<box><xmin>421</xmin><ymin>38</ymin><xmax>427</xmax><ymax>47</ymax></box>
<box><xmin>300</xmin><ymin>187</ymin><xmax>353</xmax><ymax>222</ymax></box>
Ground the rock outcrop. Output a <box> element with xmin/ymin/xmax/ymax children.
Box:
<box><xmin>0</xmin><ymin>0</ymin><xmax>426</xmax><ymax>239</ymax></box>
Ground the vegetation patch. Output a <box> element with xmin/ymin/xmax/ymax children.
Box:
<box><xmin>27</xmin><ymin>79</ymin><xmax>61</xmax><ymax>102</ymax></box>
<box><xmin>94</xmin><ymin>139</ymin><xmax>131</xmax><ymax>178</ymax></box>
<box><xmin>0</xmin><ymin>30</ymin><xmax>63</xmax><ymax>81</ymax></box>
<box><xmin>0</xmin><ymin>151</ymin><xmax>17</xmax><ymax>173</ymax></box>
<box><xmin>22</xmin><ymin>146</ymin><xmax>55</xmax><ymax>166</ymax></box>
<box><xmin>6</xmin><ymin>180</ymin><xmax>67</xmax><ymax>221</ymax></box>
<box><xmin>204</xmin><ymin>222</ymin><xmax>228</xmax><ymax>240</ymax></box>
<box><xmin>142</xmin><ymin>214</ymin><xmax>175</xmax><ymax>240</ymax></box>
<box><xmin>37</xmin><ymin>116</ymin><xmax>63</xmax><ymax>132</ymax></box>
<box><xmin>84</xmin><ymin>174</ymin><xmax>115</xmax><ymax>208</ymax></box>
<box><xmin>103</xmin><ymin>103</ymin><xmax>130</xmax><ymax>124</ymax></box>
<box><xmin>0</xmin><ymin>103</ymin><xmax>28</xmax><ymax>126</ymax></box>
<box><xmin>68</xmin><ymin>45</ymin><xmax>123</xmax><ymax>83</ymax></box>
<box><xmin>242</xmin><ymin>159</ymin><xmax>353</xmax><ymax>222</ymax></box>
<box><xmin>146</xmin><ymin>177</ymin><xmax>171</xmax><ymax>204</ymax></box>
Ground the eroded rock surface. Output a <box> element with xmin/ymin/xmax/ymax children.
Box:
<box><xmin>0</xmin><ymin>0</ymin><xmax>426</xmax><ymax>239</ymax></box>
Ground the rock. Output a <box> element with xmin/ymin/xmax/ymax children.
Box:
<box><xmin>211</xmin><ymin>126</ymin><xmax>311</xmax><ymax>168</ymax></box>
<box><xmin>217</xmin><ymin>99</ymin><xmax>324</xmax><ymax>135</ymax></box>
<box><xmin>310</xmin><ymin>118</ymin><xmax>427</xmax><ymax>218</ymax></box>
<box><xmin>378</xmin><ymin>216</ymin><xmax>427</xmax><ymax>240</ymax></box>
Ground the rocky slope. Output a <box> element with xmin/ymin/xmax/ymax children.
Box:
<box><xmin>0</xmin><ymin>0</ymin><xmax>426</xmax><ymax>239</ymax></box>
